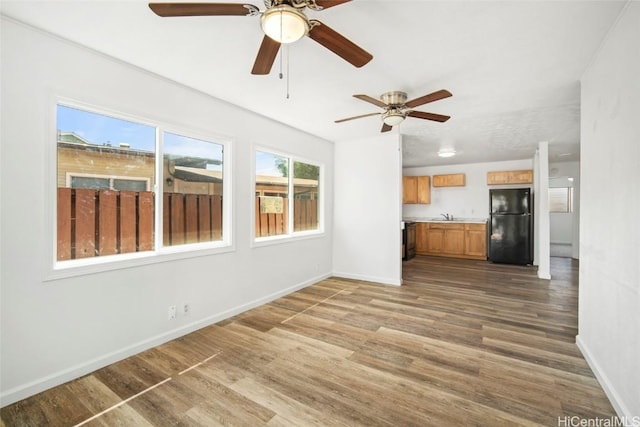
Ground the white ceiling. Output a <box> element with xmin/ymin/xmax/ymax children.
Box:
<box><xmin>0</xmin><ymin>0</ymin><xmax>625</xmax><ymax>167</ymax></box>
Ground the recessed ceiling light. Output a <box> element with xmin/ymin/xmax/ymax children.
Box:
<box><xmin>438</xmin><ymin>149</ymin><xmax>456</xmax><ymax>158</ymax></box>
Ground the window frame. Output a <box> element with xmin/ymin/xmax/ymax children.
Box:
<box><xmin>252</xmin><ymin>146</ymin><xmax>324</xmax><ymax>247</ymax></box>
<box><xmin>549</xmin><ymin>186</ymin><xmax>574</xmax><ymax>213</ymax></box>
<box><xmin>47</xmin><ymin>97</ymin><xmax>234</xmax><ymax>280</ymax></box>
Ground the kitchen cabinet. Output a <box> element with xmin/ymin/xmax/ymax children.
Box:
<box><xmin>426</xmin><ymin>226</ymin><xmax>444</xmax><ymax>253</ymax></box>
<box><xmin>415</xmin><ymin>221</ymin><xmax>486</xmax><ymax>260</ymax></box>
<box><xmin>487</xmin><ymin>169</ymin><xmax>533</xmax><ymax>185</ymax></box>
<box><xmin>432</xmin><ymin>173</ymin><xmax>466</xmax><ymax>187</ymax></box>
<box><xmin>415</xmin><ymin>223</ymin><xmax>429</xmax><ymax>253</ymax></box>
<box><xmin>464</xmin><ymin>223</ymin><xmax>487</xmax><ymax>258</ymax></box>
<box><xmin>420</xmin><ymin>223</ymin><xmax>465</xmax><ymax>256</ymax></box>
<box><xmin>402</xmin><ymin>176</ymin><xmax>431</xmax><ymax>204</ymax></box>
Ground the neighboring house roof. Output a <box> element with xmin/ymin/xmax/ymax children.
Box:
<box><xmin>174</xmin><ymin>166</ymin><xmax>222</xmax><ymax>183</ymax></box>
<box><xmin>58</xmin><ymin>131</ymin><xmax>93</xmax><ymax>145</ymax></box>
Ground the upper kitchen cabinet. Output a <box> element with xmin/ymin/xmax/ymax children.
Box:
<box><xmin>432</xmin><ymin>173</ymin><xmax>466</xmax><ymax>187</ymax></box>
<box><xmin>487</xmin><ymin>169</ymin><xmax>533</xmax><ymax>185</ymax></box>
<box><xmin>403</xmin><ymin>176</ymin><xmax>431</xmax><ymax>204</ymax></box>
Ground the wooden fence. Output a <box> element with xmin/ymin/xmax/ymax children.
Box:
<box><xmin>57</xmin><ymin>189</ymin><xmax>221</xmax><ymax>260</ymax></box>
<box><xmin>163</xmin><ymin>192</ymin><xmax>222</xmax><ymax>246</ymax></box>
<box><xmin>255</xmin><ymin>197</ymin><xmax>318</xmax><ymax>237</ymax></box>
<box><xmin>57</xmin><ymin>189</ymin><xmax>317</xmax><ymax>260</ymax></box>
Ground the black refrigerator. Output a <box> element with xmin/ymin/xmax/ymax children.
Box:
<box><xmin>489</xmin><ymin>188</ymin><xmax>533</xmax><ymax>265</ymax></box>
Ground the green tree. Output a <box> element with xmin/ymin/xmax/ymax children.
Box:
<box><xmin>275</xmin><ymin>159</ymin><xmax>319</xmax><ymax>180</ymax></box>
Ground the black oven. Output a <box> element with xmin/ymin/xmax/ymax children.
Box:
<box><xmin>403</xmin><ymin>221</ymin><xmax>416</xmax><ymax>260</ymax></box>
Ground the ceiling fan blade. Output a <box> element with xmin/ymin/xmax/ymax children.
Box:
<box><xmin>353</xmin><ymin>94</ymin><xmax>387</xmax><ymax>108</ymax></box>
<box><xmin>149</xmin><ymin>3</ymin><xmax>256</xmax><ymax>17</ymax></box>
<box><xmin>334</xmin><ymin>112</ymin><xmax>381</xmax><ymax>123</ymax></box>
<box><xmin>252</xmin><ymin>35</ymin><xmax>281</xmax><ymax>75</ymax></box>
<box><xmin>315</xmin><ymin>0</ymin><xmax>352</xmax><ymax>9</ymax></box>
<box><xmin>381</xmin><ymin>123</ymin><xmax>393</xmax><ymax>133</ymax></box>
<box><xmin>407</xmin><ymin>110</ymin><xmax>451</xmax><ymax>122</ymax></box>
<box><xmin>405</xmin><ymin>89</ymin><xmax>453</xmax><ymax>109</ymax></box>
<box><xmin>308</xmin><ymin>20</ymin><xmax>372</xmax><ymax>68</ymax></box>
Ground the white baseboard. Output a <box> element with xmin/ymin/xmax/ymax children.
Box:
<box><xmin>0</xmin><ymin>272</ymin><xmax>331</xmax><ymax>407</ymax></box>
<box><xmin>332</xmin><ymin>270</ymin><xmax>401</xmax><ymax>286</ymax></box>
<box><xmin>576</xmin><ymin>335</ymin><xmax>634</xmax><ymax>420</ymax></box>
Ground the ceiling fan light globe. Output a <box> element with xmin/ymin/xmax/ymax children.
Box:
<box><xmin>382</xmin><ymin>111</ymin><xmax>405</xmax><ymax>126</ymax></box>
<box><xmin>261</xmin><ymin>5</ymin><xmax>309</xmax><ymax>44</ymax></box>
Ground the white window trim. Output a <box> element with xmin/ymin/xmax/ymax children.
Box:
<box><xmin>252</xmin><ymin>146</ymin><xmax>324</xmax><ymax>248</ymax></box>
<box><xmin>46</xmin><ymin>97</ymin><xmax>234</xmax><ymax>281</ymax></box>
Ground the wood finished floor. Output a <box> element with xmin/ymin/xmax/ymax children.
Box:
<box><xmin>1</xmin><ymin>256</ymin><xmax>616</xmax><ymax>426</ymax></box>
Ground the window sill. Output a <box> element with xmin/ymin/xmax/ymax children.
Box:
<box><xmin>253</xmin><ymin>230</ymin><xmax>325</xmax><ymax>249</ymax></box>
<box><xmin>45</xmin><ymin>242</ymin><xmax>234</xmax><ymax>282</ymax></box>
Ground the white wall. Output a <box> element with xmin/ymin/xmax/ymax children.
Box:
<box><xmin>578</xmin><ymin>2</ymin><xmax>640</xmax><ymax>419</ymax></box>
<box><xmin>403</xmin><ymin>159</ymin><xmax>533</xmax><ymax>219</ymax></box>
<box><xmin>0</xmin><ymin>18</ymin><xmax>334</xmax><ymax>405</ymax></box>
<box><xmin>549</xmin><ymin>214</ymin><xmax>572</xmax><ymax>243</ymax></box>
<box><xmin>333</xmin><ymin>134</ymin><xmax>402</xmax><ymax>286</ymax></box>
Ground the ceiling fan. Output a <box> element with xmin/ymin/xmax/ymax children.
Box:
<box><xmin>148</xmin><ymin>1</ymin><xmax>373</xmax><ymax>75</ymax></box>
<box><xmin>335</xmin><ymin>89</ymin><xmax>453</xmax><ymax>132</ymax></box>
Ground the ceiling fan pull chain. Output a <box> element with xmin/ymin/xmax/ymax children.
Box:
<box><xmin>278</xmin><ymin>10</ymin><xmax>284</xmax><ymax>80</ymax></box>
<box><xmin>286</xmin><ymin>44</ymin><xmax>291</xmax><ymax>99</ymax></box>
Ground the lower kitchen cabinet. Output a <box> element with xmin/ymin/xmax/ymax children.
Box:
<box><xmin>428</xmin><ymin>223</ymin><xmax>464</xmax><ymax>255</ymax></box>
<box><xmin>426</xmin><ymin>226</ymin><xmax>444</xmax><ymax>253</ymax></box>
<box><xmin>415</xmin><ymin>223</ymin><xmax>429</xmax><ymax>253</ymax></box>
<box><xmin>416</xmin><ymin>222</ymin><xmax>487</xmax><ymax>260</ymax></box>
<box><xmin>464</xmin><ymin>223</ymin><xmax>487</xmax><ymax>258</ymax></box>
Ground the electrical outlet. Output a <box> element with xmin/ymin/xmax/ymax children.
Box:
<box><xmin>183</xmin><ymin>303</ymin><xmax>190</xmax><ymax>315</ymax></box>
<box><xmin>168</xmin><ymin>305</ymin><xmax>176</xmax><ymax>320</ymax></box>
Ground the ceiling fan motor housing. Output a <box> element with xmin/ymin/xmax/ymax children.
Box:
<box><xmin>381</xmin><ymin>91</ymin><xmax>408</xmax><ymax>107</ymax></box>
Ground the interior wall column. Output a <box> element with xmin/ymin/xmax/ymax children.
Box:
<box><xmin>536</xmin><ymin>141</ymin><xmax>551</xmax><ymax>279</ymax></box>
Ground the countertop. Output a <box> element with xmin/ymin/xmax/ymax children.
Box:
<box><xmin>403</xmin><ymin>217</ymin><xmax>488</xmax><ymax>224</ymax></box>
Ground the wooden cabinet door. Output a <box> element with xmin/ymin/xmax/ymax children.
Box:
<box><xmin>465</xmin><ymin>224</ymin><xmax>487</xmax><ymax>258</ymax></box>
<box><xmin>510</xmin><ymin>170</ymin><xmax>533</xmax><ymax>184</ymax></box>
<box><xmin>415</xmin><ymin>223</ymin><xmax>429</xmax><ymax>254</ymax></box>
<box><xmin>433</xmin><ymin>174</ymin><xmax>466</xmax><ymax>187</ymax></box>
<box><xmin>486</xmin><ymin>171</ymin><xmax>509</xmax><ymax>185</ymax></box>
<box><xmin>417</xmin><ymin>176</ymin><xmax>431</xmax><ymax>204</ymax></box>
<box><xmin>426</xmin><ymin>226</ymin><xmax>445</xmax><ymax>253</ymax></box>
<box><xmin>402</xmin><ymin>176</ymin><xmax>418</xmax><ymax>204</ymax></box>
<box><xmin>443</xmin><ymin>225</ymin><xmax>465</xmax><ymax>255</ymax></box>
<box><xmin>487</xmin><ymin>170</ymin><xmax>533</xmax><ymax>185</ymax></box>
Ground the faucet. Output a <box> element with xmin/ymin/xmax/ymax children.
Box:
<box><xmin>440</xmin><ymin>213</ymin><xmax>453</xmax><ymax>221</ymax></box>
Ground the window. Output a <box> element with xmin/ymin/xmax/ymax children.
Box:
<box><xmin>293</xmin><ymin>160</ymin><xmax>319</xmax><ymax>232</ymax></box>
<box><xmin>255</xmin><ymin>150</ymin><xmax>321</xmax><ymax>239</ymax></box>
<box><xmin>69</xmin><ymin>175</ymin><xmax>150</xmax><ymax>191</ymax></box>
<box><xmin>162</xmin><ymin>132</ymin><xmax>224</xmax><ymax>247</ymax></box>
<box><xmin>549</xmin><ymin>187</ymin><xmax>573</xmax><ymax>213</ymax></box>
<box><xmin>56</xmin><ymin>103</ymin><xmax>228</xmax><ymax>264</ymax></box>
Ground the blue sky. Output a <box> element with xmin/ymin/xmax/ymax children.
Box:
<box><xmin>57</xmin><ymin>104</ymin><xmax>282</xmax><ymax>175</ymax></box>
<box><xmin>57</xmin><ymin>104</ymin><xmax>222</xmax><ymax>161</ymax></box>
